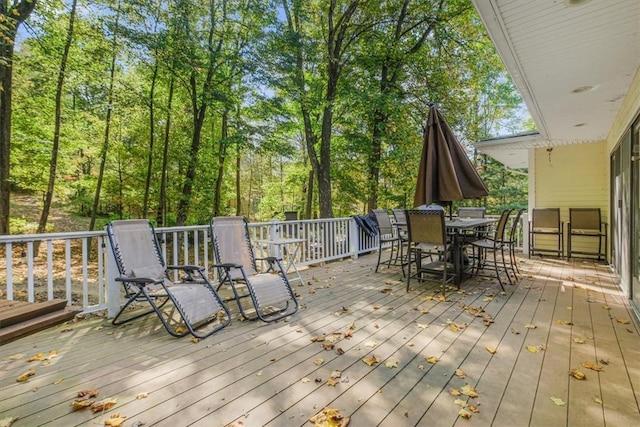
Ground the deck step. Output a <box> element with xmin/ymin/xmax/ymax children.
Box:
<box><xmin>0</xmin><ymin>300</ymin><xmax>82</xmax><ymax>345</ymax></box>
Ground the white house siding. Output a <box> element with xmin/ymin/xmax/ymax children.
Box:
<box><xmin>533</xmin><ymin>142</ymin><xmax>608</xmax><ymax>257</ymax></box>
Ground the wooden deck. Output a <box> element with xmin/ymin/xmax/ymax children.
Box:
<box><xmin>1</xmin><ymin>253</ymin><xmax>639</xmax><ymax>427</ymax></box>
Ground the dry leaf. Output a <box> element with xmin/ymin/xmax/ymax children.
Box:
<box><xmin>0</xmin><ymin>416</ymin><xmax>19</xmax><ymax>427</ymax></box>
<box><xmin>301</xmin><ymin>377</ymin><xmax>311</xmax><ymax>384</ymax></box>
<box><xmin>8</xmin><ymin>353</ymin><xmax>26</xmax><ymax>360</ymax></box>
<box><xmin>256</xmin><ymin>371</ymin><xmax>263</xmax><ymax>376</ymax></box>
<box><xmin>53</xmin><ymin>378</ymin><xmax>63</xmax><ymax>385</ymax></box>
<box><xmin>104</xmin><ymin>414</ymin><xmax>127</xmax><ymax>426</ymax></box>
<box><xmin>449</xmin><ymin>388</ymin><xmax>461</xmax><ymax>396</ymax></box>
<box><xmin>486</xmin><ymin>346</ymin><xmax>497</xmax><ymax>354</ymax></box>
<box><xmin>91</xmin><ymin>397</ymin><xmax>117</xmax><ymax>413</ymax></box>
<box><xmin>450</xmin><ymin>324</ymin><xmax>460</xmax><ymax>332</ymax></box>
<box><xmin>461</xmin><ymin>384</ymin><xmax>478</xmax><ymax>398</ymax></box>
<box><xmin>569</xmin><ymin>369</ymin><xmax>586</xmax><ymax>380</ymax></box>
<box><xmin>330</xmin><ymin>370</ymin><xmax>342</xmax><ymax>379</ymax></box>
<box><xmin>326</xmin><ymin>378</ymin><xmax>339</xmax><ymax>387</ymax></box>
<box><xmin>372</xmin><ymin>305</ymin><xmax>381</xmax><ymax>310</ymax></box>
<box><xmin>581</xmin><ymin>362</ymin><xmax>602</xmax><ymax>371</ymax></box>
<box><xmin>616</xmin><ymin>318</ymin><xmax>630</xmax><ymax>324</ymax></box>
<box><xmin>385</xmin><ymin>358</ymin><xmax>399</xmax><ymax>369</ymax></box>
<box><xmin>348</xmin><ymin>322</ymin><xmax>356</xmax><ymax>330</ymax></box>
<box><xmin>593</xmin><ymin>396</ymin><xmax>603</xmax><ymax>404</ymax></box>
<box><xmin>469</xmin><ymin>405</ymin><xmax>480</xmax><ymax>413</ymax></box>
<box><xmin>599</xmin><ymin>358</ymin><xmax>610</xmax><ymax>365</ymax></box>
<box><xmin>454</xmin><ymin>398</ymin><xmax>467</xmax><ymax>407</ymax></box>
<box><xmin>191</xmin><ymin>337</ymin><xmax>200</xmax><ymax>344</ymax></box>
<box><xmin>363</xmin><ymin>354</ymin><xmax>380</xmax><ymax>366</ymax></box>
<box><xmin>365</xmin><ymin>341</ymin><xmax>377</xmax><ymax>348</ymax></box>
<box><xmin>458</xmin><ymin>409</ymin><xmax>472</xmax><ymax>419</ymax></box>
<box><xmin>524</xmin><ymin>323</ymin><xmax>537</xmax><ymax>329</ymax></box>
<box><xmin>135</xmin><ymin>392</ymin><xmax>149</xmax><ymax>399</ymax></box>
<box><xmin>455</xmin><ymin>369</ymin><xmax>466</xmax><ymax>378</ymax></box>
<box><xmin>550</xmin><ymin>396</ymin><xmax>566</xmax><ymax>406</ymax></box>
<box><xmin>27</xmin><ymin>353</ymin><xmax>44</xmax><ymax>362</ymax></box>
<box><xmin>314</xmin><ymin>358</ymin><xmax>324</xmax><ymax>366</ymax></box>
<box><xmin>77</xmin><ymin>389</ymin><xmax>99</xmax><ymax>398</ymax></box>
<box><xmin>526</xmin><ymin>345</ymin><xmax>539</xmax><ymax>353</ymax></box>
<box><xmin>311</xmin><ymin>336</ymin><xmax>325</xmax><ymax>342</ymax></box>
<box><xmin>574</xmin><ymin>336</ymin><xmax>586</xmax><ymax>344</ymax></box>
<box><xmin>71</xmin><ymin>399</ymin><xmax>94</xmax><ymax>410</ymax></box>
<box><xmin>309</xmin><ymin>407</ymin><xmax>350</xmax><ymax>427</ymax></box>
<box><xmin>16</xmin><ymin>369</ymin><xmax>36</xmax><ymax>383</ymax></box>
<box><xmin>425</xmin><ymin>356</ymin><xmax>438</xmax><ymax>364</ymax></box>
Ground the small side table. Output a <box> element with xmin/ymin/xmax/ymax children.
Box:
<box><xmin>255</xmin><ymin>237</ymin><xmax>306</xmax><ymax>285</ymax></box>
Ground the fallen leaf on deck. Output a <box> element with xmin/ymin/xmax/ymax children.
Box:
<box><xmin>511</xmin><ymin>328</ymin><xmax>520</xmax><ymax>335</ymax></box>
<box><xmin>437</xmin><ymin>294</ymin><xmax>447</xmax><ymax>302</ymax></box>
<box><xmin>416</xmin><ymin>323</ymin><xmax>429</xmax><ymax>330</ymax></box>
<box><xmin>363</xmin><ymin>354</ymin><xmax>380</xmax><ymax>366</ymax></box>
<box><xmin>454</xmin><ymin>398</ymin><xmax>467</xmax><ymax>407</ymax></box>
<box><xmin>485</xmin><ymin>346</ymin><xmax>497</xmax><ymax>354</ymax></box>
<box><xmin>77</xmin><ymin>389</ymin><xmax>99</xmax><ymax>398</ymax></box>
<box><xmin>381</xmin><ymin>288</ymin><xmax>392</xmax><ymax>293</ymax></box>
<box><xmin>71</xmin><ymin>399</ymin><xmax>94</xmax><ymax>410</ymax></box>
<box><xmin>336</xmin><ymin>348</ymin><xmax>345</xmax><ymax>355</ymax></box>
<box><xmin>458</xmin><ymin>409</ymin><xmax>472</xmax><ymax>419</ymax></box>
<box><xmin>407</xmin><ymin>341</ymin><xmax>414</xmax><ymax>347</ymax></box>
<box><xmin>175</xmin><ymin>326</ymin><xmax>188</xmax><ymax>334</ymax></box>
<box><xmin>256</xmin><ymin>371</ymin><xmax>263</xmax><ymax>376</ymax></box>
<box><xmin>343</xmin><ymin>331</ymin><xmax>353</xmax><ymax>339</ymax></box>
<box><xmin>421</xmin><ymin>309</ymin><xmax>429</xmax><ymax>314</ymax></box>
<box><xmin>365</xmin><ymin>341</ymin><xmax>377</xmax><ymax>348</ymax></box>
<box><xmin>330</xmin><ymin>370</ymin><xmax>342</xmax><ymax>379</ymax></box>
<box><xmin>455</xmin><ymin>368</ymin><xmax>466</xmax><ymax>378</ymax></box>
<box><xmin>326</xmin><ymin>378</ymin><xmax>339</xmax><ymax>387</ymax></box>
<box><xmin>581</xmin><ymin>362</ymin><xmax>602</xmax><ymax>371</ymax></box>
<box><xmin>104</xmin><ymin>414</ymin><xmax>127</xmax><ymax>426</ymax></box>
<box><xmin>524</xmin><ymin>323</ymin><xmax>537</xmax><ymax>329</ymax></box>
<box><xmin>296</xmin><ymin>328</ymin><xmax>303</xmax><ymax>333</ymax></box>
<box><xmin>526</xmin><ymin>345</ymin><xmax>539</xmax><ymax>353</ymax></box>
<box><xmin>449</xmin><ymin>388</ymin><xmax>461</xmax><ymax>396</ymax></box>
<box><xmin>302</xmin><ymin>377</ymin><xmax>311</xmax><ymax>383</ymax></box>
<box><xmin>323</xmin><ymin>343</ymin><xmax>335</xmax><ymax>351</ymax></box>
<box><xmin>569</xmin><ymin>369</ymin><xmax>586</xmax><ymax>380</ymax></box>
<box><xmin>16</xmin><ymin>369</ymin><xmax>36</xmax><ymax>382</ymax></box>
<box><xmin>450</xmin><ymin>324</ymin><xmax>460</xmax><ymax>332</ymax></box>
<box><xmin>191</xmin><ymin>337</ymin><xmax>200</xmax><ymax>344</ymax></box>
<box><xmin>599</xmin><ymin>358</ymin><xmax>610</xmax><ymax>365</ymax></box>
<box><xmin>574</xmin><ymin>336</ymin><xmax>586</xmax><ymax>344</ymax></box>
<box><xmin>461</xmin><ymin>384</ymin><xmax>478</xmax><ymax>398</ymax></box>
<box><xmin>0</xmin><ymin>416</ymin><xmax>19</xmax><ymax>427</ymax></box>
<box><xmin>135</xmin><ymin>392</ymin><xmax>149</xmax><ymax>399</ymax></box>
<box><xmin>91</xmin><ymin>398</ymin><xmax>117</xmax><ymax>413</ymax></box>
<box><xmin>425</xmin><ymin>356</ymin><xmax>439</xmax><ymax>364</ymax></box>
<box><xmin>616</xmin><ymin>318</ymin><xmax>630</xmax><ymax>324</ymax></box>
<box><xmin>314</xmin><ymin>358</ymin><xmax>324</xmax><ymax>366</ymax></box>
<box><xmin>27</xmin><ymin>353</ymin><xmax>44</xmax><ymax>362</ymax></box>
<box><xmin>602</xmin><ymin>305</ymin><xmax>611</xmax><ymax>310</ymax></box>
<box><xmin>469</xmin><ymin>405</ymin><xmax>480</xmax><ymax>413</ymax></box>
<box><xmin>557</xmin><ymin>319</ymin><xmax>573</xmax><ymax>325</ymax></box>
<box><xmin>311</xmin><ymin>336</ymin><xmax>325</xmax><ymax>342</ymax></box>
<box><xmin>593</xmin><ymin>396</ymin><xmax>603</xmax><ymax>404</ymax></box>
<box><xmin>309</xmin><ymin>407</ymin><xmax>350</xmax><ymax>427</ymax></box>
<box><xmin>372</xmin><ymin>305</ymin><xmax>381</xmax><ymax>310</ymax></box>
<box><xmin>53</xmin><ymin>378</ymin><xmax>63</xmax><ymax>385</ymax></box>
<box><xmin>566</xmin><ymin>306</ymin><xmax>573</xmax><ymax>310</ymax></box>
<box><xmin>385</xmin><ymin>358</ymin><xmax>399</xmax><ymax>368</ymax></box>
<box><xmin>550</xmin><ymin>396</ymin><xmax>566</xmax><ymax>406</ymax></box>
<box><xmin>418</xmin><ymin>365</ymin><xmax>424</xmax><ymax>370</ymax></box>
<box><xmin>483</xmin><ymin>296</ymin><xmax>493</xmax><ymax>302</ymax></box>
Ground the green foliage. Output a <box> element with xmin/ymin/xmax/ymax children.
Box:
<box><xmin>8</xmin><ymin>0</ymin><xmax>531</xmax><ymax>230</ymax></box>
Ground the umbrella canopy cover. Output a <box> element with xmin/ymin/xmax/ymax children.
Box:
<box><xmin>414</xmin><ymin>106</ymin><xmax>489</xmax><ymax>207</ymax></box>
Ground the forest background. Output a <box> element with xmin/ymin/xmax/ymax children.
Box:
<box><xmin>0</xmin><ymin>0</ymin><xmax>529</xmax><ymax>235</ymax></box>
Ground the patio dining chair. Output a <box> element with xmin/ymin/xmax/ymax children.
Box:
<box><xmin>210</xmin><ymin>216</ymin><xmax>298</xmax><ymax>322</ymax></box>
<box><xmin>373</xmin><ymin>209</ymin><xmax>404</xmax><ymax>275</ymax></box>
<box><xmin>405</xmin><ymin>209</ymin><xmax>455</xmax><ymax>294</ymax></box>
<box><xmin>467</xmin><ymin>209</ymin><xmax>513</xmax><ymax>290</ymax></box>
<box><xmin>567</xmin><ymin>208</ymin><xmax>607</xmax><ymax>261</ymax></box>
<box><xmin>107</xmin><ymin>219</ymin><xmax>230</xmax><ymax>338</ymax></box>
<box><xmin>528</xmin><ymin>208</ymin><xmax>564</xmax><ymax>258</ymax></box>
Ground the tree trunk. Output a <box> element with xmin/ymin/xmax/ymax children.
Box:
<box><xmin>213</xmin><ymin>109</ymin><xmax>228</xmax><ymax>217</ymax></box>
<box><xmin>0</xmin><ymin>1</ymin><xmax>38</xmax><ymax>234</ymax></box>
<box><xmin>156</xmin><ymin>76</ymin><xmax>174</xmax><ymax>227</ymax></box>
<box><xmin>305</xmin><ymin>169</ymin><xmax>314</xmax><ymax>220</ymax></box>
<box><xmin>235</xmin><ymin>145</ymin><xmax>241</xmax><ymax>216</ymax></box>
<box><xmin>37</xmin><ymin>0</ymin><xmax>77</xmax><ymax>239</ymax></box>
<box><xmin>142</xmin><ymin>62</ymin><xmax>158</xmax><ymax>218</ymax></box>
<box><xmin>89</xmin><ymin>5</ymin><xmax>120</xmax><ymax>231</ymax></box>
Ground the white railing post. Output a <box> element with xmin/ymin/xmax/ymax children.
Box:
<box><xmin>522</xmin><ymin>212</ymin><xmax>529</xmax><ymax>255</ymax></box>
<box><xmin>349</xmin><ymin>217</ymin><xmax>359</xmax><ymax>259</ymax></box>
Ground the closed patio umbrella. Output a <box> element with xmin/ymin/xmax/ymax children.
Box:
<box><xmin>413</xmin><ymin>104</ymin><xmax>489</xmax><ymax>210</ymax></box>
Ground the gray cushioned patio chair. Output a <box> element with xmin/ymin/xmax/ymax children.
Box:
<box><xmin>107</xmin><ymin>219</ymin><xmax>230</xmax><ymax>338</ymax></box>
<box><xmin>567</xmin><ymin>207</ymin><xmax>607</xmax><ymax>261</ymax></box>
<box><xmin>210</xmin><ymin>216</ymin><xmax>298</xmax><ymax>322</ymax></box>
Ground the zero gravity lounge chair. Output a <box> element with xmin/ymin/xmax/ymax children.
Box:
<box><xmin>107</xmin><ymin>219</ymin><xmax>230</xmax><ymax>338</ymax></box>
<box><xmin>210</xmin><ymin>216</ymin><xmax>299</xmax><ymax>322</ymax></box>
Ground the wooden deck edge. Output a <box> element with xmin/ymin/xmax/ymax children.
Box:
<box><xmin>0</xmin><ymin>305</ymin><xmax>82</xmax><ymax>345</ymax></box>
<box><xmin>0</xmin><ymin>299</ymin><xmax>69</xmax><ymax>328</ymax></box>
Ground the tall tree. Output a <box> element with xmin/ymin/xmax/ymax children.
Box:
<box><xmin>0</xmin><ymin>0</ymin><xmax>38</xmax><ymax>234</ymax></box>
<box><xmin>36</xmin><ymin>0</ymin><xmax>77</xmax><ymax>236</ymax></box>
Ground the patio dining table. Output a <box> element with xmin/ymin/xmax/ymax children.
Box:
<box><xmin>445</xmin><ymin>217</ymin><xmax>498</xmax><ymax>285</ymax></box>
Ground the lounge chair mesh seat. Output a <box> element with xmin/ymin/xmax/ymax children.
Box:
<box><xmin>107</xmin><ymin>219</ymin><xmax>230</xmax><ymax>338</ymax></box>
<box><xmin>210</xmin><ymin>216</ymin><xmax>298</xmax><ymax>322</ymax></box>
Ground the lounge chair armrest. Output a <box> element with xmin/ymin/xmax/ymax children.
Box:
<box><xmin>166</xmin><ymin>265</ymin><xmax>204</xmax><ymax>272</ymax></box>
<box><xmin>256</xmin><ymin>256</ymin><xmax>282</xmax><ymax>263</ymax></box>
<box><xmin>213</xmin><ymin>262</ymin><xmax>243</xmax><ymax>270</ymax></box>
<box><xmin>115</xmin><ymin>276</ymin><xmax>162</xmax><ymax>285</ymax></box>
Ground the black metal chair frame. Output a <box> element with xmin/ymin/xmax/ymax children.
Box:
<box><xmin>567</xmin><ymin>208</ymin><xmax>607</xmax><ymax>261</ymax></box>
<box><xmin>373</xmin><ymin>209</ymin><xmax>405</xmax><ymax>276</ymax></box>
<box><xmin>468</xmin><ymin>209</ymin><xmax>513</xmax><ymax>290</ymax></box>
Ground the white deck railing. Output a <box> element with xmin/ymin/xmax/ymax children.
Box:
<box><xmin>0</xmin><ymin>217</ymin><xmax>378</xmax><ymax>317</ymax></box>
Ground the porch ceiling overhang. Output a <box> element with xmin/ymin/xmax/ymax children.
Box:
<box><xmin>471</xmin><ymin>0</ymin><xmax>640</xmax><ymax>169</ymax></box>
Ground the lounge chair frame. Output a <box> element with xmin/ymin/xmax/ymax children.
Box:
<box><xmin>107</xmin><ymin>219</ymin><xmax>230</xmax><ymax>338</ymax></box>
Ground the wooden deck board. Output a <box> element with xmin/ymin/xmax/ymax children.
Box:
<box><xmin>1</xmin><ymin>254</ymin><xmax>640</xmax><ymax>426</ymax></box>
